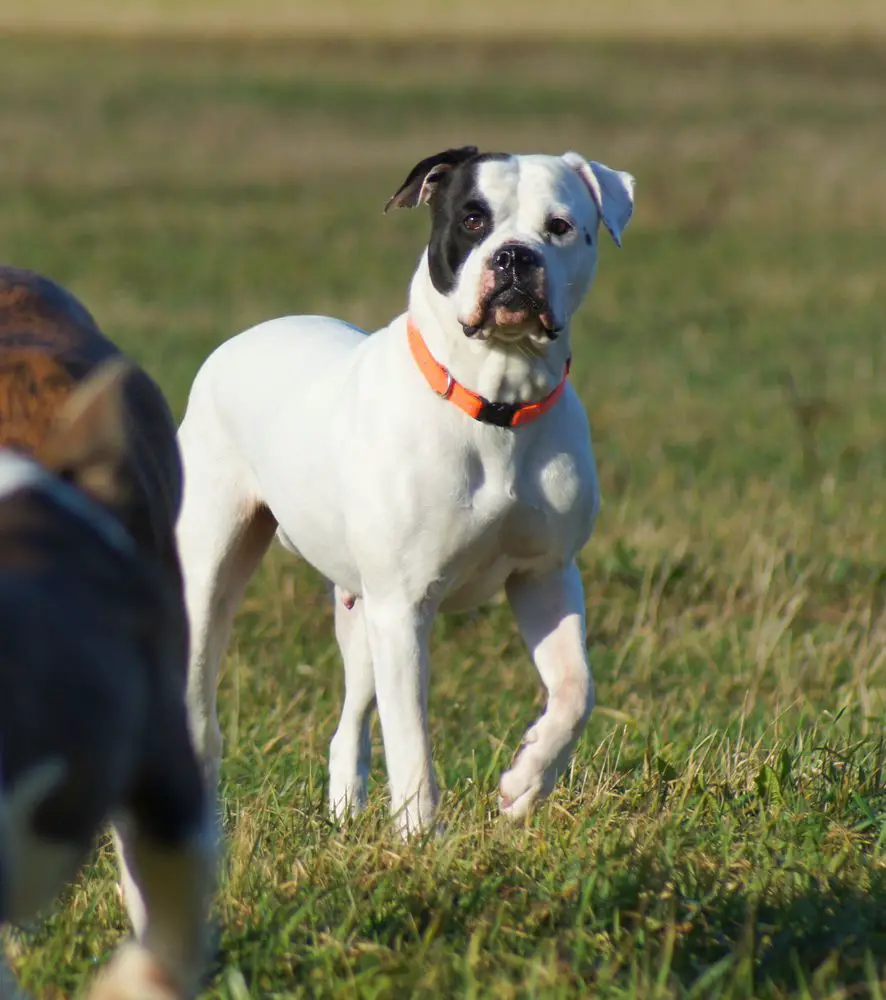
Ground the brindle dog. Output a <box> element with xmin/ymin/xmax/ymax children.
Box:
<box><xmin>0</xmin><ymin>268</ymin><xmax>213</xmax><ymax>1000</ymax></box>
<box><xmin>0</xmin><ymin>268</ymin><xmax>182</xmax><ymax>571</ymax></box>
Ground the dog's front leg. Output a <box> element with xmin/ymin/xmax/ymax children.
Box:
<box><xmin>99</xmin><ymin>705</ymin><xmax>215</xmax><ymax>1000</ymax></box>
<box><xmin>100</xmin><ymin>815</ymin><xmax>215</xmax><ymax>1000</ymax></box>
<box><xmin>361</xmin><ymin>591</ymin><xmax>438</xmax><ymax>836</ymax></box>
<box><xmin>500</xmin><ymin>561</ymin><xmax>594</xmax><ymax>820</ymax></box>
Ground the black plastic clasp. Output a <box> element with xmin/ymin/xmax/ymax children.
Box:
<box><xmin>477</xmin><ymin>398</ymin><xmax>520</xmax><ymax>427</ymax></box>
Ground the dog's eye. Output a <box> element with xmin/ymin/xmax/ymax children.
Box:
<box><xmin>463</xmin><ymin>212</ymin><xmax>486</xmax><ymax>233</ymax></box>
<box><xmin>546</xmin><ymin>217</ymin><xmax>573</xmax><ymax>238</ymax></box>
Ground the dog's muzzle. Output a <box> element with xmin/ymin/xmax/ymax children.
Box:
<box><xmin>462</xmin><ymin>243</ymin><xmax>559</xmax><ymax>339</ymax></box>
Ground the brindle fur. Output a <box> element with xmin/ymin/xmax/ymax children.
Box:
<box><xmin>0</xmin><ymin>268</ymin><xmax>211</xmax><ymax>999</ymax></box>
<box><xmin>0</xmin><ymin>267</ymin><xmax>182</xmax><ymax>576</ymax></box>
<box><xmin>0</xmin><ymin>264</ymin><xmax>194</xmax><ymax>835</ymax></box>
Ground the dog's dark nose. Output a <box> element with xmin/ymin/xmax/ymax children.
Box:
<box><xmin>492</xmin><ymin>244</ymin><xmax>543</xmax><ymax>274</ymax></box>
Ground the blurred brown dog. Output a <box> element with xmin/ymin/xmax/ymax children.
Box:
<box><xmin>0</xmin><ymin>268</ymin><xmax>213</xmax><ymax>1000</ymax></box>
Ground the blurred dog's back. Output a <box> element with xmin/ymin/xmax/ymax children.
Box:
<box><xmin>0</xmin><ymin>269</ymin><xmax>212</xmax><ymax>1000</ymax></box>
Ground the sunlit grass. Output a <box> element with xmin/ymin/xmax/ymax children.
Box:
<box><xmin>2</xmin><ymin>31</ymin><xmax>886</xmax><ymax>999</ymax></box>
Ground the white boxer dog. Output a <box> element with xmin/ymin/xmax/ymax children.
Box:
<box><xmin>178</xmin><ymin>146</ymin><xmax>634</xmax><ymax>835</ymax></box>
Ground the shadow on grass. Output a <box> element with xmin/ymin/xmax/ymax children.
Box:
<box><xmin>212</xmin><ymin>846</ymin><xmax>886</xmax><ymax>994</ymax></box>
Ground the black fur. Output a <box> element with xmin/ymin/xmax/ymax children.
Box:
<box><xmin>384</xmin><ymin>146</ymin><xmax>478</xmax><ymax>212</ymax></box>
<box><xmin>426</xmin><ymin>151</ymin><xmax>510</xmax><ymax>295</ymax></box>
<box><xmin>387</xmin><ymin>148</ymin><xmax>512</xmax><ymax>296</ymax></box>
<box><xmin>0</xmin><ymin>487</ymin><xmax>205</xmax><ymax>854</ymax></box>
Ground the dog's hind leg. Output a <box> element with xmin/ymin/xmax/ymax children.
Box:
<box><xmin>328</xmin><ymin>591</ymin><xmax>376</xmax><ymax>819</ymax></box>
<box><xmin>176</xmin><ymin>405</ymin><xmax>277</xmax><ymax>798</ymax></box>
<box><xmin>500</xmin><ymin>561</ymin><xmax>595</xmax><ymax>820</ymax></box>
<box><xmin>99</xmin><ymin>824</ymin><xmax>214</xmax><ymax>1000</ymax></box>
<box><xmin>100</xmin><ymin>704</ymin><xmax>215</xmax><ymax>1000</ymax></box>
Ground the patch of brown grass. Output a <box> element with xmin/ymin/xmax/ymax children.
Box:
<box><xmin>3</xmin><ymin>0</ymin><xmax>885</xmax><ymax>40</ymax></box>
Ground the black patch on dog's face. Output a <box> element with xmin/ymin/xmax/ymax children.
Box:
<box><xmin>425</xmin><ymin>152</ymin><xmax>510</xmax><ymax>295</ymax></box>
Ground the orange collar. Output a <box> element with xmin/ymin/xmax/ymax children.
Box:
<box><xmin>407</xmin><ymin>318</ymin><xmax>570</xmax><ymax>428</ymax></box>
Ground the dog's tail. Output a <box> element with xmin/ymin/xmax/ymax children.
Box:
<box><xmin>0</xmin><ymin>758</ymin><xmax>66</xmax><ymax>925</ymax></box>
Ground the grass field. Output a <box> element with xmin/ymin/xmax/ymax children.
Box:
<box><xmin>2</xmin><ymin>20</ymin><xmax>886</xmax><ymax>1000</ymax></box>
<box><xmin>2</xmin><ymin>0</ymin><xmax>885</xmax><ymax>40</ymax></box>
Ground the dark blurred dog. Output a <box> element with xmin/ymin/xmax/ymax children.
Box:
<box><xmin>0</xmin><ymin>268</ymin><xmax>213</xmax><ymax>1000</ymax></box>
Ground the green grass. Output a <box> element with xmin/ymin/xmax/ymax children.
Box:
<box><xmin>3</xmin><ymin>32</ymin><xmax>886</xmax><ymax>1000</ymax></box>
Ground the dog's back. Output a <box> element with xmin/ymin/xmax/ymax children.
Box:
<box><xmin>0</xmin><ymin>267</ymin><xmax>118</xmax><ymax>449</ymax></box>
<box><xmin>0</xmin><ymin>265</ymin><xmax>184</xmax><ymax>585</ymax></box>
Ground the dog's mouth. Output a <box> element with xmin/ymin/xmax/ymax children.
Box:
<box><xmin>461</xmin><ymin>287</ymin><xmax>561</xmax><ymax>342</ymax></box>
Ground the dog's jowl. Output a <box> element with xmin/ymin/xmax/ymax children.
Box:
<box><xmin>178</xmin><ymin>148</ymin><xmax>635</xmax><ymax>835</ymax></box>
<box><xmin>0</xmin><ymin>268</ymin><xmax>213</xmax><ymax>1000</ymax></box>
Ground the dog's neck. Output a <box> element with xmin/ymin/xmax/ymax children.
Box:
<box><xmin>406</xmin><ymin>264</ymin><xmax>572</xmax><ymax>407</ymax></box>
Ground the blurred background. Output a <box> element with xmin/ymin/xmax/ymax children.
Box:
<box><xmin>2</xmin><ymin>0</ymin><xmax>883</xmax><ymax>37</ymax></box>
<box><xmin>3</xmin><ymin>4</ymin><xmax>886</xmax><ymax>994</ymax></box>
<box><xmin>1</xmin><ymin>0</ymin><xmax>882</xmax><ymax>510</ymax></box>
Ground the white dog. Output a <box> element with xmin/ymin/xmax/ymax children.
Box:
<box><xmin>177</xmin><ymin>146</ymin><xmax>634</xmax><ymax>835</ymax></box>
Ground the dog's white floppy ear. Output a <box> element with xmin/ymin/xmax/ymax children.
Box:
<box><xmin>384</xmin><ymin>146</ymin><xmax>479</xmax><ymax>212</ymax></box>
<box><xmin>563</xmin><ymin>152</ymin><xmax>635</xmax><ymax>248</ymax></box>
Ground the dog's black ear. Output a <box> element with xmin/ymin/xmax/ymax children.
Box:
<box><xmin>384</xmin><ymin>146</ymin><xmax>479</xmax><ymax>212</ymax></box>
<box><xmin>40</xmin><ymin>357</ymin><xmax>135</xmax><ymax>512</ymax></box>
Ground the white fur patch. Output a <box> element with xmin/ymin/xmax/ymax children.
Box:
<box><xmin>87</xmin><ymin>943</ymin><xmax>181</xmax><ymax>1000</ymax></box>
<box><xmin>0</xmin><ymin>451</ymin><xmax>46</xmax><ymax>500</ymax></box>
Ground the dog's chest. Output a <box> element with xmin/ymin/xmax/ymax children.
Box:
<box><xmin>469</xmin><ymin>460</ymin><xmax>556</xmax><ymax>558</ymax></box>
<box><xmin>434</xmin><ymin>437</ymin><xmax>594</xmax><ymax>607</ymax></box>
<box><xmin>495</xmin><ymin>440</ymin><xmax>587</xmax><ymax>528</ymax></box>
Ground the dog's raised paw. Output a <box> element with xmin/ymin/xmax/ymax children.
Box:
<box><xmin>498</xmin><ymin>766</ymin><xmax>544</xmax><ymax>821</ymax></box>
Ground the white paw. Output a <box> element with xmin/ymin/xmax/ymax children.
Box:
<box><xmin>498</xmin><ymin>725</ymin><xmax>557</xmax><ymax>821</ymax></box>
<box><xmin>499</xmin><ymin>763</ymin><xmax>546</xmax><ymax>820</ymax></box>
<box><xmin>328</xmin><ymin>779</ymin><xmax>368</xmax><ymax>822</ymax></box>
<box><xmin>87</xmin><ymin>945</ymin><xmax>184</xmax><ymax>1000</ymax></box>
<box><xmin>328</xmin><ymin>728</ymin><xmax>370</xmax><ymax>822</ymax></box>
<box><xmin>392</xmin><ymin>785</ymin><xmax>439</xmax><ymax>839</ymax></box>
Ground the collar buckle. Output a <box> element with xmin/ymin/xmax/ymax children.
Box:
<box><xmin>476</xmin><ymin>398</ymin><xmax>520</xmax><ymax>427</ymax></box>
